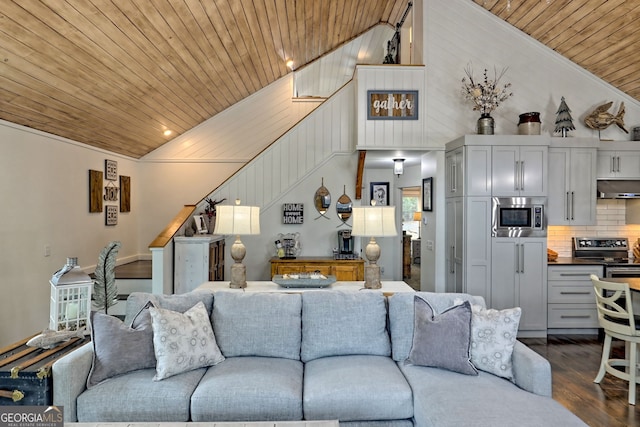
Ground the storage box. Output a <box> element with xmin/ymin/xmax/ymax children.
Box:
<box><xmin>0</xmin><ymin>334</ymin><xmax>88</xmax><ymax>405</ymax></box>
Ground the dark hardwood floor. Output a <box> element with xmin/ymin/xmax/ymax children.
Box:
<box><xmin>521</xmin><ymin>335</ymin><xmax>640</xmax><ymax>427</ymax></box>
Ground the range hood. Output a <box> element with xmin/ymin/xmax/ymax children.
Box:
<box><xmin>597</xmin><ymin>180</ymin><xmax>640</xmax><ymax>199</ymax></box>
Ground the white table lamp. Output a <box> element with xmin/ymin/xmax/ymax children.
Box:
<box><xmin>351</xmin><ymin>204</ymin><xmax>397</xmax><ymax>289</ymax></box>
<box><xmin>213</xmin><ymin>199</ymin><xmax>260</xmax><ymax>288</ymax></box>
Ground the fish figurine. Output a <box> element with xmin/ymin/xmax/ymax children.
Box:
<box><xmin>26</xmin><ymin>328</ymin><xmax>86</xmax><ymax>349</ymax></box>
<box><xmin>584</xmin><ymin>101</ymin><xmax>629</xmax><ymax>133</ymax></box>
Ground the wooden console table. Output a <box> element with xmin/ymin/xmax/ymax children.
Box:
<box><xmin>197</xmin><ymin>281</ymin><xmax>414</xmax><ymax>297</ymax></box>
<box><xmin>270</xmin><ymin>257</ymin><xmax>364</xmax><ymax>281</ymax></box>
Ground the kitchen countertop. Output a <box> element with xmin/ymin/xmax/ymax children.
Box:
<box><xmin>548</xmin><ymin>257</ymin><xmax>605</xmax><ymax>266</ymax></box>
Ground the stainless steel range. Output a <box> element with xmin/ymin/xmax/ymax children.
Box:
<box><xmin>572</xmin><ymin>237</ymin><xmax>640</xmax><ymax>278</ymax></box>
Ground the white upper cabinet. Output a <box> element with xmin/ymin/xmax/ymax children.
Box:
<box><xmin>445</xmin><ymin>144</ymin><xmax>492</xmax><ymax>198</ymax></box>
<box><xmin>548</xmin><ymin>142</ymin><xmax>598</xmax><ymax>226</ymax></box>
<box><xmin>492</xmin><ymin>145</ymin><xmax>548</xmax><ymax>197</ymax></box>
<box><xmin>597</xmin><ymin>142</ymin><xmax>640</xmax><ymax>179</ymax></box>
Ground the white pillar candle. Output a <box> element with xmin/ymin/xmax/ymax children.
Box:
<box><xmin>65</xmin><ymin>302</ymin><xmax>78</xmax><ymax>320</ymax></box>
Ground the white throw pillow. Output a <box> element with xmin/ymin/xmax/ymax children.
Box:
<box><xmin>469</xmin><ymin>304</ymin><xmax>521</xmax><ymax>380</ymax></box>
<box><xmin>149</xmin><ymin>301</ymin><xmax>225</xmax><ymax>380</ymax></box>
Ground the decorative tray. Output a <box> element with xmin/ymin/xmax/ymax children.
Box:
<box><xmin>272</xmin><ymin>274</ymin><xmax>337</xmax><ymax>288</ymax></box>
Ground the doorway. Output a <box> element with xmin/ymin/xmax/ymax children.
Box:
<box><xmin>401</xmin><ymin>187</ymin><xmax>421</xmax><ymax>290</ymax></box>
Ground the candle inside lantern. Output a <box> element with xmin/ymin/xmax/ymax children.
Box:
<box><xmin>66</xmin><ymin>302</ymin><xmax>78</xmax><ymax>320</ymax></box>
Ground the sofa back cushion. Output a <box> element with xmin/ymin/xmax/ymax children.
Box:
<box><xmin>301</xmin><ymin>291</ymin><xmax>390</xmax><ymax>362</ymax></box>
<box><xmin>212</xmin><ymin>291</ymin><xmax>302</xmax><ymax>360</ymax></box>
<box><xmin>124</xmin><ymin>290</ymin><xmax>214</xmax><ymax>325</ymax></box>
<box><xmin>389</xmin><ymin>292</ymin><xmax>485</xmax><ymax>362</ymax></box>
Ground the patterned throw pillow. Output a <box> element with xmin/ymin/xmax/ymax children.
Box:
<box><xmin>408</xmin><ymin>296</ymin><xmax>477</xmax><ymax>375</ymax></box>
<box><xmin>469</xmin><ymin>304</ymin><xmax>521</xmax><ymax>380</ymax></box>
<box><xmin>149</xmin><ymin>301</ymin><xmax>225</xmax><ymax>381</ymax></box>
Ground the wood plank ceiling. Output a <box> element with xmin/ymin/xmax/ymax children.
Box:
<box><xmin>0</xmin><ymin>0</ymin><xmax>407</xmax><ymax>158</ymax></box>
<box><xmin>1</xmin><ymin>1</ymin><xmax>639</xmax><ymax>158</ymax></box>
<box><xmin>473</xmin><ymin>0</ymin><xmax>640</xmax><ymax>105</ymax></box>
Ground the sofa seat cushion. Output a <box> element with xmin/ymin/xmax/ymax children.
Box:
<box><xmin>398</xmin><ymin>362</ymin><xmax>588</xmax><ymax>427</ymax></box>
<box><xmin>190</xmin><ymin>356</ymin><xmax>303</xmax><ymax>421</ymax></box>
<box><xmin>303</xmin><ymin>355</ymin><xmax>413</xmax><ymax>422</ymax></box>
<box><xmin>212</xmin><ymin>292</ymin><xmax>302</xmax><ymax>360</ymax></box>
<box><xmin>76</xmin><ymin>367</ymin><xmax>206</xmax><ymax>422</ymax></box>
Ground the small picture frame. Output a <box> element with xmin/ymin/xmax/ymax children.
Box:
<box><xmin>105</xmin><ymin>159</ymin><xmax>118</xmax><ymax>181</ymax></box>
<box><xmin>193</xmin><ymin>215</ymin><xmax>208</xmax><ymax>234</ymax></box>
<box><xmin>105</xmin><ymin>205</ymin><xmax>118</xmax><ymax>226</ymax></box>
<box><xmin>423</xmin><ymin>177</ymin><xmax>433</xmax><ymax>212</ymax></box>
<box><xmin>370</xmin><ymin>182</ymin><xmax>389</xmax><ymax>206</ymax></box>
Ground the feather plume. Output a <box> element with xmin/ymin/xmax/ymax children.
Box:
<box><xmin>93</xmin><ymin>241</ymin><xmax>121</xmax><ymax>314</ymax></box>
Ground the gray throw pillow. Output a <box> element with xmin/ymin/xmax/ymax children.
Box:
<box><xmin>87</xmin><ymin>303</ymin><xmax>156</xmax><ymax>388</ymax></box>
<box><xmin>408</xmin><ymin>296</ymin><xmax>477</xmax><ymax>376</ymax></box>
<box><xmin>150</xmin><ymin>301</ymin><xmax>225</xmax><ymax>381</ymax></box>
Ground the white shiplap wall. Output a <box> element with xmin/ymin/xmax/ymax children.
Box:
<box><xmin>355</xmin><ymin>65</ymin><xmax>427</xmax><ymax>150</ymax></box>
<box><xmin>205</xmin><ymin>82</ymin><xmax>355</xmax><ymax>210</ymax></box>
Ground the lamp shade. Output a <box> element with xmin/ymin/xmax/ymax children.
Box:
<box><xmin>413</xmin><ymin>211</ymin><xmax>422</xmax><ymax>221</ymax></box>
<box><xmin>351</xmin><ymin>206</ymin><xmax>397</xmax><ymax>237</ymax></box>
<box><xmin>213</xmin><ymin>204</ymin><xmax>260</xmax><ymax>235</ymax></box>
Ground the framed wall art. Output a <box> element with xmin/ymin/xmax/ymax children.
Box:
<box><xmin>105</xmin><ymin>159</ymin><xmax>118</xmax><ymax>181</ymax></box>
<box><xmin>370</xmin><ymin>182</ymin><xmax>389</xmax><ymax>206</ymax></box>
<box><xmin>105</xmin><ymin>205</ymin><xmax>118</xmax><ymax>226</ymax></box>
<box><xmin>422</xmin><ymin>177</ymin><xmax>433</xmax><ymax>212</ymax></box>
<box><xmin>120</xmin><ymin>175</ymin><xmax>131</xmax><ymax>212</ymax></box>
<box><xmin>367</xmin><ymin>90</ymin><xmax>418</xmax><ymax>120</ymax></box>
<box><xmin>89</xmin><ymin>169</ymin><xmax>103</xmax><ymax>213</ymax></box>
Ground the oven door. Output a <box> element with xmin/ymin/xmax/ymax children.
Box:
<box><xmin>605</xmin><ymin>266</ymin><xmax>640</xmax><ymax>279</ymax></box>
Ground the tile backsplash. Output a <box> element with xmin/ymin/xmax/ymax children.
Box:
<box><xmin>548</xmin><ymin>199</ymin><xmax>640</xmax><ymax>257</ymax></box>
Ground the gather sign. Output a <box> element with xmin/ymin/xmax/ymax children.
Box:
<box><xmin>367</xmin><ymin>90</ymin><xmax>418</xmax><ymax>120</ymax></box>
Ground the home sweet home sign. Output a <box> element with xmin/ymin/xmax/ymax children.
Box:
<box><xmin>367</xmin><ymin>90</ymin><xmax>418</xmax><ymax>120</ymax></box>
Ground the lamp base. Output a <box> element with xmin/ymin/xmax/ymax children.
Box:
<box><xmin>230</xmin><ymin>263</ymin><xmax>247</xmax><ymax>289</ymax></box>
<box><xmin>364</xmin><ymin>264</ymin><xmax>381</xmax><ymax>289</ymax></box>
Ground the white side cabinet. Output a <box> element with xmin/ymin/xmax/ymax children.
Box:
<box><xmin>445</xmin><ymin>137</ymin><xmax>492</xmax><ymax>198</ymax></box>
<box><xmin>548</xmin><ymin>142</ymin><xmax>598</xmax><ymax>226</ymax></box>
<box><xmin>174</xmin><ymin>235</ymin><xmax>225</xmax><ymax>294</ymax></box>
<box><xmin>491</xmin><ymin>237</ymin><xmax>547</xmax><ymax>336</ymax></box>
<box><xmin>547</xmin><ymin>264</ymin><xmax>602</xmax><ymax>330</ymax></box>
<box><xmin>597</xmin><ymin>141</ymin><xmax>640</xmax><ymax>178</ymax></box>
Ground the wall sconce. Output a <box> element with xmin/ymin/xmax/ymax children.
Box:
<box><xmin>393</xmin><ymin>158</ymin><xmax>405</xmax><ymax>176</ymax></box>
<box><xmin>213</xmin><ymin>199</ymin><xmax>261</xmax><ymax>288</ymax></box>
<box><xmin>351</xmin><ymin>204</ymin><xmax>398</xmax><ymax>289</ymax></box>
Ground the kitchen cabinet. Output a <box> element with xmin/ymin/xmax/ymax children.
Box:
<box><xmin>597</xmin><ymin>142</ymin><xmax>640</xmax><ymax>178</ymax></box>
<box><xmin>548</xmin><ymin>143</ymin><xmax>598</xmax><ymax>226</ymax></box>
<box><xmin>491</xmin><ymin>237</ymin><xmax>547</xmax><ymax>336</ymax></box>
<box><xmin>492</xmin><ymin>145</ymin><xmax>547</xmax><ymax>197</ymax></box>
<box><xmin>270</xmin><ymin>257</ymin><xmax>364</xmax><ymax>281</ymax></box>
<box><xmin>445</xmin><ymin>196</ymin><xmax>492</xmax><ymax>300</ymax></box>
<box><xmin>445</xmin><ymin>143</ymin><xmax>492</xmax><ymax>198</ymax></box>
<box><xmin>547</xmin><ymin>264</ymin><xmax>602</xmax><ymax>330</ymax></box>
<box><xmin>174</xmin><ymin>235</ymin><xmax>225</xmax><ymax>294</ymax></box>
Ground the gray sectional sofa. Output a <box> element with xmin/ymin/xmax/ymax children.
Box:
<box><xmin>53</xmin><ymin>289</ymin><xmax>587</xmax><ymax>426</ymax></box>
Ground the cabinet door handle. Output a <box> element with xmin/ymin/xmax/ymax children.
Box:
<box><xmin>616</xmin><ymin>156</ymin><xmax>621</xmax><ymax>172</ymax></box>
<box><xmin>451</xmin><ymin>162</ymin><xmax>457</xmax><ymax>193</ymax></box>
<box><xmin>520</xmin><ymin>244</ymin><xmax>525</xmax><ymax>274</ymax></box>
<box><xmin>520</xmin><ymin>160</ymin><xmax>525</xmax><ymax>191</ymax></box>
<box><xmin>559</xmin><ymin>291</ymin><xmax>591</xmax><ymax>295</ymax></box>
<box><xmin>565</xmin><ymin>192</ymin><xmax>570</xmax><ymax>220</ymax></box>
<box><xmin>570</xmin><ymin>191</ymin><xmax>574</xmax><ymax>220</ymax></box>
<box><xmin>559</xmin><ymin>273</ymin><xmax>592</xmax><ymax>277</ymax></box>
<box><xmin>560</xmin><ymin>315</ymin><xmax>592</xmax><ymax>319</ymax></box>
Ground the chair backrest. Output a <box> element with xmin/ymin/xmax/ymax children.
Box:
<box><xmin>591</xmin><ymin>274</ymin><xmax>637</xmax><ymax>336</ymax></box>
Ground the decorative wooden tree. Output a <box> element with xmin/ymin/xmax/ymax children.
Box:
<box><xmin>554</xmin><ymin>96</ymin><xmax>575</xmax><ymax>137</ymax></box>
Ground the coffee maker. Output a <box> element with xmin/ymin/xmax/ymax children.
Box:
<box><xmin>338</xmin><ymin>230</ymin><xmax>354</xmax><ymax>255</ymax></box>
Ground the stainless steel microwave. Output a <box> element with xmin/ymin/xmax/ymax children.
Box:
<box><xmin>491</xmin><ymin>197</ymin><xmax>546</xmax><ymax>238</ymax></box>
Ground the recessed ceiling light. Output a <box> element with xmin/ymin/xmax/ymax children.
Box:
<box><xmin>163</xmin><ymin>129</ymin><xmax>172</xmax><ymax>137</ymax></box>
<box><xmin>286</xmin><ymin>59</ymin><xmax>294</xmax><ymax>70</ymax></box>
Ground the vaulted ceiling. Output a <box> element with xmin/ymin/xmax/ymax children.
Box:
<box><xmin>1</xmin><ymin>1</ymin><xmax>639</xmax><ymax>159</ymax></box>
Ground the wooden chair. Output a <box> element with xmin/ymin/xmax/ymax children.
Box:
<box><xmin>591</xmin><ymin>274</ymin><xmax>640</xmax><ymax>405</ymax></box>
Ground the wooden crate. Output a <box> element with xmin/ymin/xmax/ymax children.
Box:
<box><xmin>0</xmin><ymin>333</ymin><xmax>88</xmax><ymax>406</ymax></box>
